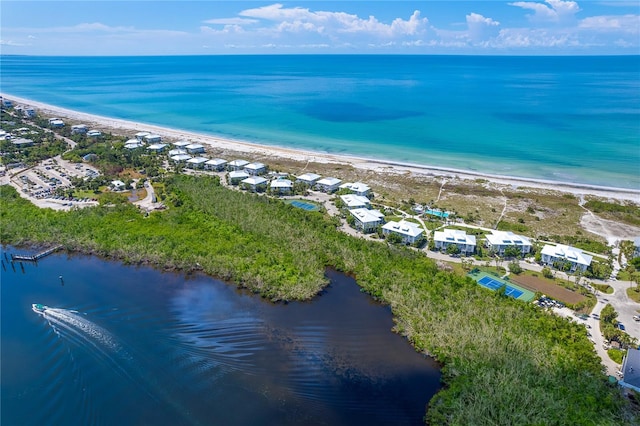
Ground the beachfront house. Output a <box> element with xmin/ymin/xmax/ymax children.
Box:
<box><xmin>144</xmin><ymin>134</ymin><xmax>162</xmax><ymax>144</ymax></box>
<box><xmin>87</xmin><ymin>130</ymin><xmax>102</xmax><ymax>138</ymax></box>
<box><xmin>241</xmin><ymin>176</ymin><xmax>268</xmax><ymax>192</ymax></box>
<box><xmin>170</xmin><ymin>154</ymin><xmax>192</xmax><ymax>163</ymax></box>
<box><xmin>168</xmin><ymin>149</ymin><xmax>188</xmax><ymax>157</ymax></box>
<box><xmin>433</xmin><ymin>229</ymin><xmax>476</xmax><ymax>255</ymax></box>
<box><xmin>48</xmin><ymin>118</ymin><xmax>65</xmax><ymax>128</ymax></box>
<box><xmin>205</xmin><ymin>158</ymin><xmax>227</xmax><ymax>171</ymax></box>
<box><xmin>339</xmin><ymin>194</ymin><xmax>371</xmax><ymax>210</ymax></box>
<box><xmin>187</xmin><ymin>157</ymin><xmax>208</xmax><ymax>169</ymax></box>
<box><xmin>227</xmin><ymin>159</ymin><xmax>249</xmax><ymax>171</ymax></box>
<box><xmin>349</xmin><ymin>208</ymin><xmax>385</xmax><ymax>233</ymax></box>
<box><xmin>316</xmin><ymin>177</ymin><xmax>342</xmax><ymax>193</ymax></box>
<box><xmin>185</xmin><ymin>143</ymin><xmax>205</xmax><ymax>154</ymax></box>
<box><xmin>270</xmin><ymin>179</ymin><xmax>293</xmax><ymax>195</ymax></box>
<box><xmin>244</xmin><ymin>162</ymin><xmax>267</xmax><ymax>176</ymax></box>
<box><xmin>485</xmin><ymin>231</ymin><xmax>532</xmax><ymax>256</ymax></box>
<box><xmin>540</xmin><ymin>244</ymin><xmax>593</xmax><ymax>273</ymax></box>
<box><xmin>2</xmin><ymin>98</ymin><xmax>13</xmax><ymax>108</ymax></box>
<box><xmin>11</xmin><ymin>138</ymin><xmax>35</xmax><ymax>148</ymax></box>
<box><xmin>228</xmin><ymin>170</ymin><xmax>250</xmax><ymax>185</ymax></box>
<box><xmin>125</xmin><ymin>139</ymin><xmax>144</xmax><ymax>149</ymax></box>
<box><xmin>71</xmin><ymin>124</ymin><xmax>88</xmax><ymax>134</ymax></box>
<box><xmin>146</xmin><ymin>143</ymin><xmax>168</xmax><ymax>153</ymax></box>
<box><xmin>382</xmin><ymin>220</ymin><xmax>424</xmax><ymax>244</ymax></box>
<box><xmin>111</xmin><ymin>180</ymin><xmax>126</xmax><ymax>191</ymax></box>
<box><xmin>173</xmin><ymin>140</ymin><xmax>191</xmax><ymax>149</ymax></box>
<box><xmin>296</xmin><ymin>173</ymin><xmax>321</xmax><ymax>187</ymax></box>
<box><xmin>339</xmin><ymin>182</ymin><xmax>371</xmax><ymax>197</ymax></box>
<box><xmin>17</xmin><ymin>107</ymin><xmax>37</xmax><ymax>118</ymax></box>
<box><xmin>135</xmin><ymin>131</ymin><xmax>150</xmax><ymax>141</ymax></box>
<box><xmin>620</xmin><ymin>349</ymin><xmax>640</xmax><ymax>393</ymax></box>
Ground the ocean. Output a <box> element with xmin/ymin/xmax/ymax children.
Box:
<box><xmin>1</xmin><ymin>55</ymin><xmax>639</xmax><ymax>189</ymax></box>
<box><xmin>1</xmin><ymin>248</ymin><xmax>440</xmax><ymax>425</ymax></box>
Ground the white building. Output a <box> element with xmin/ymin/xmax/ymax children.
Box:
<box><xmin>170</xmin><ymin>154</ymin><xmax>192</xmax><ymax>163</ymax></box>
<box><xmin>168</xmin><ymin>149</ymin><xmax>188</xmax><ymax>157</ymax></box>
<box><xmin>340</xmin><ymin>194</ymin><xmax>371</xmax><ymax>210</ymax></box>
<box><xmin>270</xmin><ymin>179</ymin><xmax>293</xmax><ymax>194</ymax></box>
<box><xmin>540</xmin><ymin>244</ymin><xmax>593</xmax><ymax>273</ymax></box>
<box><xmin>241</xmin><ymin>176</ymin><xmax>268</xmax><ymax>192</ymax></box>
<box><xmin>633</xmin><ymin>237</ymin><xmax>640</xmax><ymax>259</ymax></box>
<box><xmin>172</xmin><ymin>141</ymin><xmax>191</xmax><ymax>148</ymax></box>
<box><xmin>23</xmin><ymin>107</ymin><xmax>36</xmax><ymax>118</ymax></box>
<box><xmin>227</xmin><ymin>159</ymin><xmax>249</xmax><ymax>171</ymax></box>
<box><xmin>228</xmin><ymin>170</ymin><xmax>250</xmax><ymax>185</ymax></box>
<box><xmin>485</xmin><ymin>231</ymin><xmax>532</xmax><ymax>256</ymax></box>
<box><xmin>185</xmin><ymin>143</ymin><xmax>205</xmax><ymax>154</ymax></box>
<box><xmin>71</xmin><ymin>124</ymin><xmax>88</xmax><ymax>134</ymax></box>
<box><xmin>146</xmin><ymin>143</ymin><xmax>168</xmax><ymax>153</ymax></box>
<box><xmin>124</xmin><ymin>139</ymin><xmax>144</xmax><ymax>149</ymax></box>
<box><xmin>87</xmin><ymin>130</ymin><xmax>102</xmax><ymax>138</ymax></box>
<box><xmin>186</xmin><ymin>157</ymin><xmax>208</xmax><ymax>169</ymax></box>
<box><xmin>11</xmin><ymin>138</ymin><xmax>34</xmax><ymax>147</ymax></box>
<box><xmin>111</xmin><ymin>180</ymin><xmax>126</xmax><ymax>191</ymax></box>
<box><xmin>205</xmin><ymin>158</ymin><xmax>227</xmax><ymax>171</ymax></box>
<box><xmin>144</xmin><ymin>134</ymin><xmax>162</xmax><ymax>144</ymax></box>
<box><xmin>49</xmin><ymin>118</ymin><xmax>65</xmax><ymax>128</ymax></box>
<box><xmin>244</xmin><ymin>162</ymin><xmax>267</xmax><ymax>175</ymax></box>
<box><xmin>316</xmin><ymin>177</ymin><xmax>342</xmax><ymax>193</ymax></box>
<box><xmin>296</xmin><ymin>173</ymin><xmax>321</xmax><ymax>187</ymax></box>
<box><xmin>433</xmin><ymin>229</ymin><xmax>476</xmax><ymax>255</ymax></box>
<box><xmin>349</xmin><ymin>208</ymin><xmax>385</xmax><ymax>232</ymax></box>
<box><xmin>339</xmin><ymin>182</ymin><xmax>371</xmax><ymax>197</ymax></box>
<box><xmin>382</xmin><ymin>220</ymin><xmax>424</xmax><ymax>244</ymax></box>
<box><xmin>135</xmin><ymin>131</ymin><xmax>150</xmax><ymax>141</ymax></box>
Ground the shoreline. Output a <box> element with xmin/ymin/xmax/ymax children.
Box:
<box><xmin>3</xmin><ymin>92</ymin><xmax>639</xmax><ymax>203</ymax></box>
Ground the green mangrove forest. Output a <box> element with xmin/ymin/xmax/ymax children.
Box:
<box><xmin>1</xmin><ymin>175</ymin><xmax>637</xmax><ymax>425</ymax></box>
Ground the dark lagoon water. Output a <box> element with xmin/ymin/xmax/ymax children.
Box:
<box><xmin>1</xmin><ymin>247</ymin><xmax>441</xmax><ymax>425</ymax></box>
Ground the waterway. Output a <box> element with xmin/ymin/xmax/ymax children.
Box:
<box><xmin>1</xmin><ymin>247</ymin><xmax>441</xmax><ymax>425</ymax></box>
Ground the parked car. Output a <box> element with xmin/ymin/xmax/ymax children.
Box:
<box><xmin>617</xmin><ymin>323</ymin><xmax>625</xmax><ymax>331</ymax></box>
<box><xmin>633</xmin><ymin>315</ymin><xmax>640</xmax><ymax>322</ymax></box>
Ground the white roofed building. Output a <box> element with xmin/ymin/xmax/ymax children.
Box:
<box><xmin>168</xmin><ymin>149</ymin><xmax>188</xmax><ymax>157</ymax></box>
<box><xmin>125</xmin><ymin>139</ymin><xmax>144</xmax><ymax>149</ymax></box>
<box><xmin>185</xmin><ymin>143</ymin><xmax>205</xmax><ymax>154</ymax></box>
<box><xmin>71</xmin><ymin>124</ymin><xmax>88</xmax><ymax>134</ymax></box>
<box><xmin>270</xmin><ymin>179</ymin><xmax>293</xmax><ymax>195</ymax></box>
<box><xmin>205</xmin><ymin>158</ymin><xmax>227</xmax><ymax>171</ymax></box>
<box><xmin>296</xmin><ymin>173</ymin><xmax>321</xmax><ymax>186</ymax></box>
<box><xmin>49</xmin><ymin>119</ymin><xmax>65</xmax><ymax>128</ymax></box>
<box><xmin>316</xmin><ymin>177</ymin><xmax>342</xmax><ymax>193</ymax></box>
<box><xmin>244</xmin><ymin>162</ymin><xmax>267</xmax><ymax>175</ymax></box>
<box><xmin>87</xmin><ymin>130</ymin><xmax>102</xmax><ymax>138</ymax></box>
<box><xmin>349</xmin><ymin>208</ymin><xmax>385</xmax><ymax>233</ymax></box>
<box><xmin>340</xmin><ymin>194</ymin><xmax>371</xmax><ymax>210</ymax></box>
<box><xmin>228</xmin><ymin>170</ymin><xmax>250</xmax><ymax>185</ymax></box>
<box><xmin>382</xmin><ymin>220</ymin><xmax>424</xmax><ymax>244</ymax></box>
<box><xmin>173</xmin><ymin>141</ymin><xmax>191</xmax><ymax>148</ymax></box>
<box><xmin>135</xmin><ymin>131</ymin><xmax>151</xmax><ymax>141</ymax></box>
<box><xmin>146</xmin><ymin>143</ymin><xmax>168</xmax><ymax>153</ymax></box>
<box><xmin>433</xmin><ymin>229</ymin><xmax>476</xmax><ymax>255</ymax></box>
<box><xmin>111</xmin><ymin>180</ymin><xmax>126</xmax><ymax>191</ymax></box>
<box><xmin>241</xmin><ymin>176</ymin><xmax>268</xmax><ymax>192</ymax></box>
<box><xmin>227</xmin><ymin>159</ymin><xmax>249</xmax><ymax>171</ymax></box>
<box><xmin>340</xmin><ymin>182</ymin><xmax>371</xmax><ymax>197</ymax></box>
<box><xmin>170</xmin><ymin>154</ymin><xmax>192</xmax><ymax>163</ymax></box>
<box><xmin>144</xmin><ymin>134</ymin><xmax>162</xmax><ymax>144</ymax></box>
<box><xmin>540</xmin><ymin>244</ymin><xmax>593</xmax><ymax>273</ymax></box>
<box><xmin>187</xmin><ymin>157</ymin><xmax>208</xmax><ymax>169</ymax></box>
<box><xmin>485</xmin><ymin>231</ymin><xmax>532</xmax><ymax>256</ymax></box>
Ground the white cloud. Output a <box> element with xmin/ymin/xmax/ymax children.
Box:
<box><xmin>0</xmin><ymin>39</ymin><xmax>28</xmax><ymax>46</ymax></box>
<box><xmin>466</xmin><ymin>13</ymin><xmax>500</xmax><ymax>42</ymax></box>
<box><xmin>203</xmin><ymin>18</ymin><xmax>258</xmax><ymax>25</ymax></box>
<box><xmin>510</xmin><ymin>0</ymin><xmax>580</xmax><ymax>23</ymax></box>
<box><xmin>236</xmin><ymin>4</ymin><xmax>427</xmax><ymax>38</ymax></box>
<box><xmin>579</xmin><ymin>14</ymin><xmax>640</xmax><ymax>33</ymax></box>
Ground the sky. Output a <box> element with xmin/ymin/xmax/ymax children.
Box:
<box><xmin>1</xmin><ymin>1</ymin><xmax>639</xmax><ymax>55</ymax></box>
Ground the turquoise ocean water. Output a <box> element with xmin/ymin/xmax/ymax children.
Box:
<box><xmin>1</xmin><ymin>55</ymin><xmax>639</xmax><ymax>189</ymax></box>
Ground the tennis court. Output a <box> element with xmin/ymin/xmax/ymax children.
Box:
<box><xmin>472</xmin><ymin>273</ymin><xmax>535</xmax><ymax>302</ymax></box>
<box><xmin>287</xmin><ymin>200</ymin><xmax>320</xmax><ymax>211</ymax></box>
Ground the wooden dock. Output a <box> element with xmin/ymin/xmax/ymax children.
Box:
<box><xmin>11</xmin><ymin>245</ymin><xmax>62</xmax><ymax>262</ymax></box>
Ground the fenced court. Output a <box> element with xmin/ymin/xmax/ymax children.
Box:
<box><xmin>468</xmin><ymin>271</ymin><xmax>535</xmax><ymax>302</ymax></box>
<box><xmin>286</xmin><ymin>199</ymin><xmax>321</xmax><ymax>212</ymax></box>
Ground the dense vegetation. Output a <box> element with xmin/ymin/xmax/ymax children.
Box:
<box><xmin>584</xmin><ymin>199</ymin><xmax>640</xmax><ymax>227</ymax></box>
<box><xmin>1</xmin><ymin>176</ymin><xmax>637</xmax><ymax>424</ymax></box>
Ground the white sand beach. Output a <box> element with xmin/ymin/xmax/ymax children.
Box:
<box><xmin>3</xmin><ymin>93</ymin><xmax>639</xmax><ymax>203</ymax></box>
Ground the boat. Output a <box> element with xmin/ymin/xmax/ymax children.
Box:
<box><xmin>32</xmin><ymin>303</ymin><xmax>48</xmax><ymax>313</ymax></box>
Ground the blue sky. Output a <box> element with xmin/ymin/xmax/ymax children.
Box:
<box><xmin>1</xmin><ymin>1</ymin><xmax>639</xmax><ymax>55</ymax></box>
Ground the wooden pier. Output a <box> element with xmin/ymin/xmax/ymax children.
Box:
<box><xmin>11</xmin><ymin>245</ymin><xmax>63</xmax><ymax>262</ymax></box>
